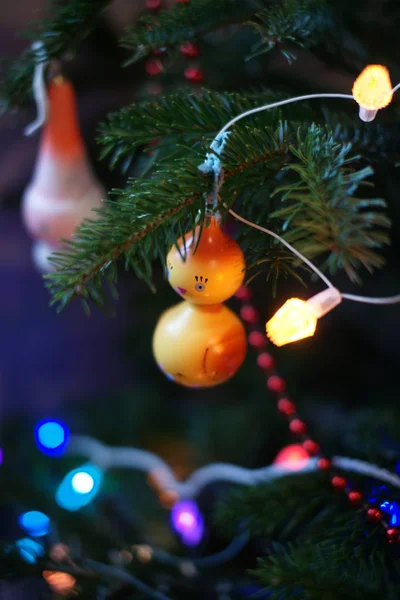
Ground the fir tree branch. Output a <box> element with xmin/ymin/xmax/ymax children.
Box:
<box><xmin>247</xmin><ymin>0</ymin><xmax>335</xmax><ymax>63</ymax></box>
<box><xmin>120</xmin><ymin>0</ymin><xmax>256</xmax><ymax>64</ymax></box>
<box><xmin>47</xmin><ymin>120</ymin><xmax>388</xmax><ymax>311</ymax></box>
<box><xmin>0</xmin><ymin>0</ymin><xmax>110</xmax><ymax>111</ymax></box>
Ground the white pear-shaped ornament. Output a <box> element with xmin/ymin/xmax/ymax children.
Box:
<box><xmin>22</xmin><ymin>76</ymin><xmax>104</xmax><ymax>272</ymax></box>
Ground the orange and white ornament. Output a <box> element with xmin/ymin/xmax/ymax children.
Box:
<box><xmin>22</xmin><ymin>75</ymin><xmax>104</xmax><ymax>272</ymax></box>
<box><xmin>153</xmin><ymin>218</ymin><xmax>247</xmax><ymax>388</ymax></box>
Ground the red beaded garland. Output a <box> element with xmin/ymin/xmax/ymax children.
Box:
<box><xmin>248</xmin><ymin>331</ymin><xmax>265</xmax><ymax>349</ymax></box>
<box><xmin>277</xmin><ymin>398</ymin><xmax>296</xmax><ymax>415</ymax></box>
<box><xmin>267</xmin><ymin>375</ymin><xmax>286</xmax><ymax>394</ymax></box>
<box><xmin>236</xmin><ymin>289</ymin><xmax>398</xmax><ymax>542</ymax></box>
<box><xmin>302</xmin><ymin>440</ymin><xmax>320</xmax><ymax>455</ymax></box>
<box><xmin>146</xmin><ymin>0</ymin><xmax>161</xmax><ymax>9</ymax></box>
<box><xmin>184</xmin><ymin>67</ymin><xmax>204</xmax><ymax>83</ymax></box>
<box><xmin>180</xmin><ymin>42</ymin><xmax>200</xmax><ymax>58</ymax></box>
<box><xmin>386</xmin><ymin>528</ymin><xmax>400</xmax><ymax>543</ymax></box>
<box><xmin>240</xmin><ymin>305</ymin><xmax>258</xmax><ymax>324</ymax></box>
<box><xmin>366</xmin><ymin>508</ymin><xmax>383</xmax><ymax>524</ymax></box>
<box><xmin>289</xmin><ymin>418</ymin><xmax>307</xmax><ymax>435</ymax></box>
<box><xmin>331</xmin><ymin>476</ymin><xmax>346</xmax><ymax>490</ymax></box>
<box><xmin>348</xmin><ymin>491</ymin><xmax>363</xmax><ymax>506</ymax></box>
<box><xmin>146</xmin><ymin>59</ymin><xmax>163</xmax><ymax>76</ymax></box>
<box><xmin>235</xmin><ymin>287</ymin><xmax>252</xmax><ymax>301</ymax></box>
<box><xmin>317</xmin><ymin>457</ymin><xmax>332</xmax><ymax>471</ymax></box>
<box><xmin>257</xmin><ymin>352</ymin><xmax>274</xmax><ymax>370</ymax></box>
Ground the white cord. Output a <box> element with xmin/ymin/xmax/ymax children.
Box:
<box><xmin>227</xmin><ymin>207</ymin><xmax>335</xmax><ymax>288</ymax></box>
<box><xmin>392</xmin><ymin>82</ymin><xmax>400</xmax><ymax>94</ymax></box>
<box><xmin>24</xmin><ymin>41</ymin><xmax>49</xmax><ymax>136</ymax></box>
<box><xmin>215</xmin><ymin>93</ymin><xmax>355</xmax><ymax>139</ymax></box>
<box><xmin>341</xmin><ymin>293</ymin><xmax>400</xmax><ymax>305</ymax></box>
<box><xmin>67</xmin><ymin>435</ymin><xmax>400</xmax><ymax>497</ymax></box>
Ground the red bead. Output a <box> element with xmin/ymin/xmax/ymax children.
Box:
<box><xmin>240</xmin><ymin>305</ymin><xmax>258</xmax><ymax>324</ymax></box>
<box><xmin>257</xmin><ymin>352</ymin><xmax>274</xmax><ymax>370</ymax></box>
<box><xmin>386</xmin><ymin>528</ymin><xmax>400</xmax><ymax>543</ymax></box>
<box><xmin>184</xmin><ymin>67</ymin><xmax>204</xmax><ymax>83</ymax></box>
<box><xmin>180</xmin><ymin>42</ymin><xmax>200</xmax><ymax>58</ymax></box>
<box><xmin>289</xmin><ymin>418</ymin><xmax>307</xmax><ymax>435</ymax></box>
<box><xmin>146</xmin><ymin>0</ymin><xmax>161</xmax><ymax>9</ymax></box>
<box><xmin>267</xmin><ymin>376</ymin><xmax>286</xmax><ymax>394</ymax></box>
<box><xmin>366</xmin><ymin>508</ymin><xmax>383</xmax><ymax>524</ymax></box>
<box><xmin>317</xmin><ymin>457</ymin><xmax>332</xmax><ymax>471</ymax></box>
<box><xmin>146</xmin><ymin>59</ymin><xmax>163</xmax><ymax>76</ymax></box>
<box><xmin>248</xmin><ymin>331</ymin><xmax>265</xmax><ymax>349</ymax></box>
<box><xmin>153</xmin><ymin>48</ymin><xmax>166</xmax><ymax>56</ymax></box>
<box><xmin>235</xmin><ymin>286</ymin><xmax>252</xmax><ymax>301</ymax></box>
<box><xmin>302</xmin><ymin>440</ymin><xmax>320</xmax><ymax>456</ymax></box>
<box><xmin>331</xmin><ymin>476</ymin><xmax>346</xmax><ymax>490</ymax></box>
<box><xmin>348</xmin><ymin>491</ymin><xmax>363</xmax><ymax>506</ymax></box>
<box><xmin>277</xmin><ymin>398</ymin><xmax>296</xmax><ymax>416</ymax></box>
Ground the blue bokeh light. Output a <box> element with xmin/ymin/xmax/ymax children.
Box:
<box><xmin>18</xmin><ymin>510</ymin><xmax>50</xmax><ymax>537</ymax></box>
<box><xmin>35</xmin><ymin>419</ymin><xmax>69</xmax><ymax>456</ymax></box>
<box><xmin>15</xmin><ymin>538</ymin><xmax>45</xmax><ymax>564</ymax></box>
<box><xmin>56</xmin><ymin>463</ymin><xmax>103</xmax><ymax>511</ymax></box>
<box><xmin>380</xmin><ymin>500</ymin><xmax>400</xmax><ymax>526</ymax></box>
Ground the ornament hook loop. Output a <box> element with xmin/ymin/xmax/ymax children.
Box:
<box><xmin>25</xmin><ymin>41</ymin><xmax>50</xmax><ymax>136</ymax></box>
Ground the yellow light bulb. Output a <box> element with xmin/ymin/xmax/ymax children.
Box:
<box><xmin>266</xmin><ymin>288</ymin><xmax>342</xmax><ymax>347</ymax></box>
<box><xmin>352</xmin><ymin>65</ymin><xmax>393</xmax><ymax>122</ymax></box>
<box><xmin>266</xmin><ymin>298</ymin><xmax>317</xmax><ymax>346</ymax></box>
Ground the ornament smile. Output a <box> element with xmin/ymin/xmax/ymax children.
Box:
<box><xmin>177</xmin><ymin>287</ymin><xmax>187</xmax><ymax>295</ymax></box>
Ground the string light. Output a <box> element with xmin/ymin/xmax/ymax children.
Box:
<box><xmin>18</xmin><ymin>510</ymin><xmax>50</xmax><ymax>537</ymax></box>
<box><xmin>273</xmin><ymin>444</ymin><xmax>310</xmax><ymax>471</ymax></box>
<box><xmin>266</xmin><ymin>289</ymin><xmax>342</xmax><ymax>346</ymax></box>
<box><xmin>171</xmin><ymin>500</ymin><xmax>204</xmax><ymax>546</ymax></box>
<box><xmin>43</xmin><ymin>571</ymin><xmax>76</xmax><ymax>596</ymax></box>
<box><xmin>352</xmin><ymin>65</ymin><xmax>393</xmax><ymax>122</ymax></box>
<box><xmin>15</xmin><ymin>538</ymin><xmax>44</xmax><ymax>564</ymax></box>
<box><xmin>35</xmin><ymin>419</ymin><xmax>69</xmax><ymax>456</ymax></box>
<box><xmin>56</xmin><ymin>463</ymin><xmax>103</xmax><ymax>511</ymax></box>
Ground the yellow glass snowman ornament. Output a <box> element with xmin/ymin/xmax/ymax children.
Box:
<box><xmin>152</xmin><ymin>218</ymin><xmax>247</xmax><ymax>388</ymax></box>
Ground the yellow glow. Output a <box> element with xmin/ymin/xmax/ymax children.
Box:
<box><xmin>352</xmin><ymin>65</ymin><xmax>393</xmax><ymax>110</ymax></box>
<box><xmin>266</xmin><ymin>298</ymin><xmax>317</xmax><ymax>347</ymax></box>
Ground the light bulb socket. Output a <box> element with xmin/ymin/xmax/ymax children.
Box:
<box><xmin>358</xmin><ymin>106</ymin><xmax>378</xmax><ymax>122</ymax></box>
<box><xmin>306</xmin><ymin>288</ymin><xmax>342</xmax><ymax>319</ymax></box>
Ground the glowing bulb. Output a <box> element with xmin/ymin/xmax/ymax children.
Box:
<box><xmin>56</xmin><ymin>463</ymin><xmax>103</xmax><ymax>511</ymax></box>
<box><xmin>43</xmin><ymin>571</ymin><xmax>76</xmax><ymax>595</ymax></box>
<box><xmin>35</xmin><ymin>419</ymin><xmax>69</xmax><ymax>456</ymax></box>
<box><xmin>15</xmin><ymin>538</ymin><xmax>45</xmax><ymax>564</ymax></box>
<box><xmin>18</xmin><ymin>511</ymin><xmax>50</xmax><ymax>537</ymax></box>
<box><xmin>273</xmin><ymin>444</ymin><xmax>309</xmax><ymax>471</ymax></box>
<box><xmin>352</xmin><ymin>65</ymin><xmax>393</xmax><ymax>122</ymax></box>
<box><xmin>266</xmin><ymin>288</ymin><xmax>342</xmax><ymax>347</ymax></box>
<box><xmin>171</xmin><ymin>500</ymin><xmax>204</xmax><ymax>546</ymax></box>
<box><xmin>72</xmin><ymin>472</ymin><xmax>95</xmax><ymax>494</ymax></box>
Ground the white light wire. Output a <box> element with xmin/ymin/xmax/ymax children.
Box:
<box><xmin>208</xmin><ymin>89</ymin><xmax>400</xmax><ymax>307</ymax></box>
<box><xmin>67</xmin><ymin>435</ymin><xmax>400</xmax><ymax>498</ymax></box>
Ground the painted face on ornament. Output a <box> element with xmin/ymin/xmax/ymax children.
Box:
<box><xmin>167</xmin><ymin>219</ymin><xmax>245</xmax><ymax>305</ymax></box>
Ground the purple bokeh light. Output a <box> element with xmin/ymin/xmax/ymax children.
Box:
<box><xmin>171</xmin><ymin>500</ymin><xmax>204</xmax><ymax>546</ymax></box>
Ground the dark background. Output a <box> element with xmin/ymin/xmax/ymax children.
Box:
<box><xmin>1</xmin><ymin>1</ymin><xmax>400</xmax><ymax>596</ymax></box>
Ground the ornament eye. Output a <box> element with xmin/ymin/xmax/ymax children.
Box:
<box><xmin>194</xmin><ymin>275</ymin><xmax>208</xmax><ymax>292</ymax></box>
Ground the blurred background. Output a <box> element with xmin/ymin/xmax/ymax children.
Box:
<box><xmin>1</xmin><ymin>0</ymin><xmax>400</xmax><ymax>597</ymax></box>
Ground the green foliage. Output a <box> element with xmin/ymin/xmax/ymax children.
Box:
<box><xmin>247</xmin><ymin>0</ymin><xmax>335</xmax><ymax>63</ymax></box>
<box><xmin>271</xmin><ymin>126</ymin><xmax>390</xmax><ymax>283</ymax></box>
<box><xmin>120</xmin><ymin>0</ymin><xmax>253</xmax><ymax>65</ymax></box>
<box><xmin>0</xmin><ymin>0</ymin><xmax>109</xmax><ymax>111</ymax></box>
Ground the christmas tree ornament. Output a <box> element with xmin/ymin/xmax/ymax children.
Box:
<box><xmin>166</xmin><ymin>218</ymin><xmax>245</xmax><ymax>305</ymax></box>
<box><xmin>154</xmin><ymin>218</ymin><xmax>246</xmax><ymax>387</ymax></box>
<box><xmin>273</xmin><ymin>444</ymin><xmax>309</xmax><ymax>471</ymax></box>
<box><xmin>146</xmin><ymin>58</ymin><xmax>163</xmax><ymax>76</ymax></box>
<box><xmin>266</xmin><ymin>288</ymin><xmax>342</xmax><ymax>347</ymax></box>
<box><xmin>352</xmin><ymin>64</ymin><xmax>393</xmax><ymax>122</ymax></box>
<box><xmin>180</xmin><ymin>42</ymin><xmax>200</xmax><ymax>58</ymax></box>
<box><xmin>153</xmin><ymin>302</ymin><xmax>246</xmax><ymax>387</ymax></box>
<box><xmin>22</xmin><ymin>76</ymin><xmax>104</xmax><ymax>272</ymax></box>
<box><xmin>184</xmin><ymin>67</ymin><xmax>204</xmax><ymax>83</ymax></box>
